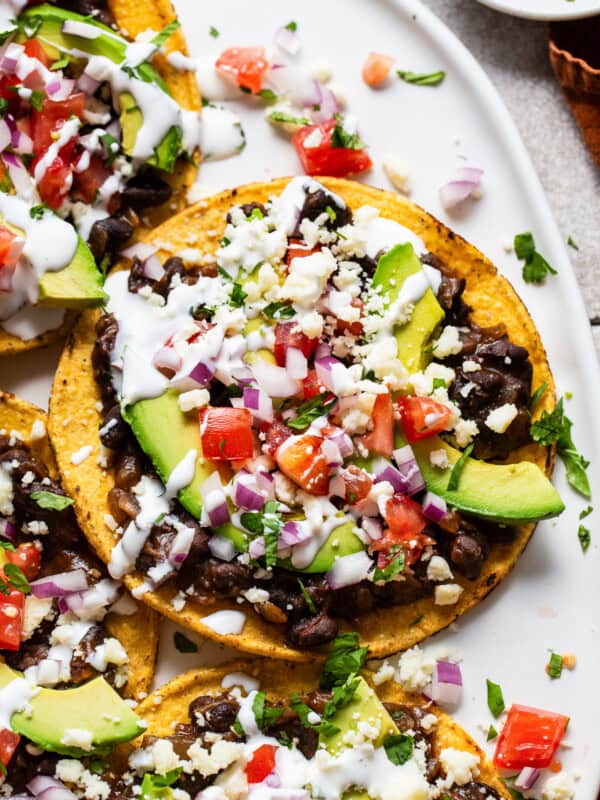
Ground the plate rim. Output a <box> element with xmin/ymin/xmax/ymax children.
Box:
<box><xmin>472</xmin><ymin>0</ymin><xmax>600</xmax><ymax>21</ymax></box>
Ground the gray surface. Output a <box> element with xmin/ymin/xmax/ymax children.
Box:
<box><xmin>423</xmin><ymin>0</ymin><xmax>600</xmax><ymax>356</ymax></box>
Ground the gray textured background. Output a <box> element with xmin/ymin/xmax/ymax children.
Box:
<box><xmin>424</xmin><ymin>0</ymin><xmax>600</xmax><ymax>357</ymax></box>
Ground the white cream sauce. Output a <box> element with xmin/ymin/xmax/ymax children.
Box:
<box><xmin>201</xmin><ymin>105</ymin><xmax>245</xmax><ymax>162</ymax></box>
<box><xmin>200</xmin><ymin>609</ymin><xmax>246</xmax><ymax>635</ymax></box>
<box><xmin>0</xmin><ymin>306</ymin><xmax>65</xmax><ymax>338</ymax></box>
<box><xmin>0</xmin><ymin>677</ymin><xmax>39</xmax><ymax>729</ymax></box>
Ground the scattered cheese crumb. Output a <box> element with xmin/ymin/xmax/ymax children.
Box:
<box><xmin>435</xmin><ymin>583</ymin><xmax>464</xmax><ymax>606</ymax></box>
<box><xmin>178</xmin><ymin>389</ymin><xmax>210</xmax><ymax>412</ymax></box>
<box><xmin>434</xmin><ymin>326</ymin><xmax>462</xmax><ymax>358</ymax></box>
<box><xmin>29</xmin><ymin>419</ymin><xmax>46</xmax><ymax>441</ymax></box>
<box><xmin>60</xmin><ymin>728</ymin><xmax>94</xmax><ymax>752</ymax></box>
<box><xmin>427</xmin><ymin>556</ymin><xmax>453</xmax><ymax>582</ymax></box>
<box><xmin>429</xmin><ymin>449</ymin><xmax>449</xmax><ymax>470</ymax></box>
<box><xmin>542</xmin><ymin>771</ymin><xmax>578</xmax><ymax>800</ymax></box>
<box><xmin>71</xmin><ymin>445</ymin><xmax>93</xmax><ymax>465</ymax></box>
<box><xmin>485</xmin><ymin>403</ymin><xmax>518</xmax><ymax>434</ymax></box>
<box><xmin>382</xmin><ymin>153</ymin><xmax>412</xmax><ymax>195</ymax></box>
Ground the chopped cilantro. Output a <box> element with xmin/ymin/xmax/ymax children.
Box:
<box><xmin>529</xmin><ymin>382</ymin><xmax>548</xmax><ymax>410</ymax></box>
<box><xmin>383</xmin><ymin>733</ymin><xmax>414</xmax><ymax>765</ymax></box>
<box><xmin>247</xmin><ymin>207</ymin><xmax>264</xmax><ymax>220</ymax></box>
<box><xmin>258</xmin><ymin>88</ymin><xmax>277</xmax><ymax>101</ymax></box>
<box><xmin>373</xmin><ymin>546</ymin><xmax>405</xmax><ymax>583</ymax></box>
<box><xmin>100</xmin><ymin>132</ymin><xmax>120</xmax><ymax>165</ymax></box>
<box><xmin>140</xmin><ymin>768</ymin><xmax>181</xmax><ymax>799</ymax></box>
<box><xmin>547</xmin><ymin>652</ymin><xmax>563</xmax><ymax>679</ymax></box>
<box><xmin>209</xmin><ymin>25</ymin><xmax>219</xmax><ymax>38</ymax></box>
<box><xmin>0</xmin><ymin>98</ymin><xmax>7</xmax><ymax>116</ymax></box>
<box><xmin>567</xmin><ymin>236</ymin><xmax>579</xmax><ymax>251</ymax></box>
<box><xmin>230</xmin><ymin>282</ymin><xmax>247</xmax><ymax>307</ymax></box>
<box><xmin>285</xmin><ymin>20</ymin><xmax>298</xmax><ymax>31</ymax></box>
<box><xmin>151</xmin><ymin>19</ymin><xmax>180</xmax><ymax>48</ymax></box>
<box><xmin>252</xmin><ymin>690</ymin><xmax>284</xmax><ymax>731</ymax></box>
<box><xmin>486</xmin><ymin>724</ymin><xmax>498</xmax><ymax>741</ymax></box>
<box><xmin>288</xmin><ymin>392</ymin><xmax>337</xmax><ymax>431</ymax></box>
<box><xmin>579</xmin><ymin>505</ymin><xmax>593</xmax><ymax>520</ymax></box>
<box><xmin>263</xmin><ymin>301</ymin><xmax>295</xmax><ymax>320</ymax></box>
<box><xmin>240</xmin><ymin>500</ymin><xmax>283</xmax><ymax>568</ymax></box>
<box><xmin>325</xmin><ymin>205</ymin><xmax>336</xmax><ymax>223</ymax></box>
<box><xmin>514</xmin><ymin>232</ymin><xmax>557</xmax><ymax>284</ymax></box>
<box><xmin>29</xmin><ymin>90</ymin><xmax>45</xmax><ymax>111</ymax></box>
<box><xmin>318</xmin><ymin>674</ymin><xmax>361</xmax><ymax>738</ymax></box>
<box><xmin>578</xmin><ymin>524</ymin><xmax>590</xmax><ymax>553</ymax></box>
<box><xmin>319</xmin><ymin>632</ymin><xmax>368</xmax><ymax>690</ymax></box>
<box><xmin>30</xmin><ymin>490</ymin><xmax>74</xmax><ymax>511</ymax></box>
<box><xmin>397</xmin><ymin>69</ymin><xmax>445</xmax><ymax>86</ymax></box>
<box><xmin>432</xmin><ymin>377</ymin><xmax>447</xmax><ymax>391</ymax></box>
<box><xmin>19</xmin><ymin>14</ymin><xmax>42</xmax><ymax>39</ymax></box>
<box><xmin>220</xmin><ymin>236</ymin><xmax>231</xmax><ymax>247</ymax></box>
<box><xmin>173</xmin><ymin>631</ymin><xmax>198</xmax><ymax>653</ymax></box>
<box><xmin>298</xmin><ymin>578</ymin><xmax>317</xmax><ymax>613</ymax></box>
<box><xmin>0</xmin><ymin>541</ymin><xmax>16</xmax><ymax>552</ymax></box>
<box><xmin>29</xmin><ymin>204</ymin><xmax>48</xmax><ymax>220</ymax></box>
<box><xmin>268</xmin><ymin>110</ymin><xmax>309</xmax><ymax>126</ymax></box>
<box><xmin>4</xmin><ymin>563</ymin><xmax>30</xmax><ymax>594</ymax></box>
<box><xmin>290</xmin><ymin>691</ymin><xmax>317</xmax><ymax>728</ymax></box>
<box><xmin>530</xmin><ymin>398</ymin><xmax>590</xmax><ymax>497</ymax></box>
<box><xmin>486</xmin><ymin>679</ymin><xmax>505</xmax><ymax>718</ymax></box>
<box><xmin>408</xmin><ymin>614</ymin><xmax>424</xmax><ymax>627</ymax></box>
<box><xmin>50</xmin><ymin>55</ymin><xmax>70</xmax><ymax>71</ymax></box>
<box><xmin>447</xmin><ymin>443</ymin><xmax>474</xmax><ymax>491</ymax></box>
<box><xmin>331</xmin><ymin>120</ymin><xmax>366</xmax><ymax>150</ymax></box>
<box><xmin>88</xmin><ymin>759</ymin><xmax>109</xmax><ymax>775</ymax></box>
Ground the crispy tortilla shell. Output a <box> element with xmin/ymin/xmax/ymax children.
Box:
<box><xmin>113</xmin><ymin>660</ymin><xmax>510</xmax><ymax>800</ymax></box>
<box><xmin>48</xmin><ymin>177</ymin><xmax>556</xmax><ymax>662</ymax></box>
<box><xmin>0</xmin><ymin>0</ymin><xmax>201</xmax><ymax>356</ymax></box>
<box><xmin>0</xmin><ymin>392</ymin><xmax>159</xmax><ymax>696</ymax></box>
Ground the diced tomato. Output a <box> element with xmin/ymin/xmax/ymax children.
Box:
<box><xmin>292</xmin><ymin>120</ymin><xmax>373</xmax><ymax>178</ymax></box>
<box><xmin>372</xmin><ymin>494</ymin><xmax>432</xmax><ymax>564</ymax></box>
<box><xmin>0</xmin><ymin>729</ymin><xmax>20</xmax><ymax>771</ymax></box>
<box><xmin>35</xmin><ymin>155</ymin><xmax>72</xmax><ymax>210</ymax></box>
<box><xmin>215</xmin><ymin>46</ymin><xmax>269</xmax><ymax>94</ymax></box>
<box><xmin>276</xmin><ymin>434</ymin><xmax>330</xmax><ymax>495</ymax></box>
<box><xmin>31</xmin><ymin>93</ymin><xmax>85</xmax><ymax>154</ymax></box>
<box><xmin>362</xmin><ymin>52</ymin><xmax>395</xmax><ymax>87</ymax></box>
<box><xmin>73</xmin><ymin>153</ymin><xmax>111</xmax><ymax>204</ymax></box>
<box><xmin>335</xmin><ymin>297</ymin><xmax>364</xmax><ymax>337</ymax></box>
<box><xmin>245</xmin><ymin>743</ymin><xmax>277</xmax><ymax>784</ymax></box>
<box><xmin>7</xmin><ymin>543</ymin><xmax>41</xmax><ymax>581</ymax></box>
<box><xmin>285</xmin><ymin>238</ymin><xmax>320</xmax><ymax>267</ymax></box>
<box><xmin>0</xmin><ymin>581</ymin><xmax>25</xmax><ymax>651</ymax></box>
<box><xmin>493</xmin><ymin>705</ymin><xmax>569</xmax><ymax>770</ymax></box>
<box><xmin>397</xmin><ymin>395</ymin><xmax>452</xmax><ymax>444</ymax></box>
<box><xmin>199</xmin><ymin>407</ymin><xmax>254</xmax><ymax>461</ymax></box>
<box><xmin>273</xmin><ymin>321</ymin><xmax>318</xmax><ymax>368</ymax></box>
<box><xmin>0</xmin><ymin>226</ymin><xmax>23</xmax><ymax>269</ymax></box>
<box><xmin>261</xmin><ymin>418</ymin><xmax>293</xmax><ymax>457</ymax></box>
<box><xmin>23</xmin><ymin>38</ymin><xmax>51</xmax><ymax>68</ymax></box>
<box><xmin>0</xmin><ymin>75</ymin><xmax>20</xmax><ymax>114</ymax></box>
<box><xmin>360</xmin><ymin>392</ymin><xmax>394</xmax><ymax>457</ymax></box>
<box><xmin>302</xmin><ymin>370</ymin><xmax>328</xmax><ymax>401</ymax></box>
<box><xmin>341</xmin><ymin>465</ymin><xmax>372</xmax><ymax>505</ymax></box>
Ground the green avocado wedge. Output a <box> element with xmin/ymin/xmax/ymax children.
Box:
<box><xmin>0</xmin><ymin>662</ymin><xmax>144</xmax><ymax>756</ymax></box>
<box><xmin>405</xmin><ymin>434</ymin><xmax>564</xmax><ymax>524</ymax></box>
<box><xmin>371</xmin><ymin>243</ymin><xmax>444</xmax><ymax>373</ymax></box>
<box><xmin>38</xmin><ymin>236</ymin><xmax>107</xmax><ymax>308</ymax></box>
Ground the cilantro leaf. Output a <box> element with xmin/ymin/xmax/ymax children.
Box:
<box><xmin>447</xmin><ymin>443</ymin><xmax>474</xmax><ymax>491</ymax></box>
<box><xmin>547</xmin><ymin>652</ymin><xmax>563</xmax><ymax>679</ymax></box>
<box><xmin>514</xmin><ymin>231</ymin><xmax>557</xmax><ymax>284</ymax></box>
<box><xmin>319</xmin><ymin>674</ymin><xmax>361</xmax><ymax>738</ymax></box>
<box><xmin>579</xmin><ymin>505</ymin><xmax>593</xmax><ymax>520</ymax></box>
<box><xmin>258</xmin><ymin>88</ymin><xmax>277</xmax><ymax>102</ymax></box>
<box><xmin>173</xmin><ymin>631</ymin><xmax>198</xmax><ymax>653</ymax></box>
<box><xmin>241</xmin><ymin>501</ymin><xmax>283</xmax><ymax>568</ymax></box>
<box><xmin>230</xmin><ymin>282</ymin><xmax>247</xmax><ymax>307</ymax></box>
<box><xmin>50</xmin><ymin>55</ymin><xmax>70</xmax><ymax>71</ymax></box>
<box><xmin>486</xmin><ymin>679</ymin><xmax>505</xmax><ymax>718</ymax></box>
<box><xmin>140</xmin><ymin>768</ymin><xmax>181</xmax><ymax>799</ymax></box>
<box><xmin>529</xmin><ymin>382</ymin><xmax>548</xmax><ymax>410</ymax></box>
<box><xmin>285</xmin><ymin>21</ymin><xmax>297</xmax><ymax>31</ymax></box>
<box><xmin>263</xmin><ymin>301</ymin><xmax>295</xmax><ymax>320</ymax></box>
<box><xmin>29</xmin><ymin>204</ymin><xmax>48</xmax><ymax>220</ymax></box>
<box><xmin>578</xmin><ymin>524</ymin><xmax>590</xmax><ymax>553</ymax></box>
<box><xmin>567</xmin><ymin>235</ymin><xmax>579</xmax><ymax>251</ymax></box>
<box><xmin>530</xmin><ymin>398</ymin><xmax>590</xmax><ymax>497</ymax></box>
<box><xmin>486</xmin><ymin>724</ymin><xmax>498</xmax><ymax>741</ymax></box>
<box><xmin>100</xmin><ymin>132</ymin><xmax>120</xmax><ymax>165</ymax></box>
<box><xmin>397</xmin><ymin>69</ymin><xmax>445</xmax><ymax>86</ymax></box>
<box><xmin>30</xmin><ymin>490</ymin><xmax>74</xmax><ymax>511</ymax></box>
<box><xmin>151</xmin><ymin>19</ymin><xmax>180</xmax><ymax>48</ymax></box>
<box><xmin>290</xmin><ymin>691</ymin><xmax>318</xmax><ymax>728</ymax></box>
<box><xmin>269</xmin><ymin>110</ymin><xmax>309</xmax><ymax>126</ymax></box>
<box><xmin>331</xmin><ymin>120</ymin><xmax>366</xmax><ymax>150</ymax></box>
<box><xmin>5</xmin><ymin>563</ymin><xmax>30</xmax><ymax>594</ymax></box>
<box><xmin>0</xmin><ymin>541</ymin><xmax>16</xmax><ymax>552</ymax></box>
<box><xmin>29</xmin><ymin>90</ymin><xmax>45</xmax><ymax>112</ymax></box>
<box><xmin>298</xmin><ymin>578</ymin><xmax>317</xmax><ymax>613</ymax></box>
<box><xmin>372</xmin><ymin>547</ymin><xmax>405</xmax><ymax>583</ymax></box>
<box><xmin>384</xmin><ymin>733</ymin><xmax>414</xmax><ymax>765</ymax></box>
<box><xmin>252</xmin><ymin>691</ymin><xmax>284</xmax><ymax>731</ymax></box>
<box><xmin>209</xmin><ymin>26</ymin><xmax>219</xmax><ymax>38</ymax></box>
<box><xmin>320</xmin><ymin>632</ymin><xmax>368</xmax><ymax>690</ymax></box>
<box><xmin>288</xmin><ymin>393</ymin><xmax>337</xmax><ymax>431</ymax></box>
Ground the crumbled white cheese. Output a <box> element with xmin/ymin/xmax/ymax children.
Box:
<box><xmin>485</xmin><ymin>403</ymin><xmax>518</xmax><ymax>434</ymax></box>
<box><xmin>178</xmin><ymin>389</ymin><xmax>210</xmax><ymax>412</ymax></box>
<box><xmin>429</xmin><ymin>449</ymin><xmax>449</xmax><ymax>470</ymax></box>
<box><xmin>433</xmin><ymin>326</ymin><xmax>462</xmax><ymax>358</ymax></box>
<box><xmin>56</xmin><ymin>759</ymin><xmax>111</xmax><ymax>800</ymax></box>
<box><xmin>420</xmin><ymin>713</ymin><xmax>438</xmax><ymax>732</ymax></box>
<box><xmin>29</xmin><ymin>419</ymin><xmax>46</xmax><ymax>441</ymax></box>
<box><xmin>382</xmin><ymin>153</ymin><xmax>412</xmax><ymax>195</ymax></box>
<box><xmin>372</xmin><ymin>661</ymin><xmax>395</xmax><ymax>686</ymax></box>
<box><xmin>187</xmin><ymin>739</ymin><xmax>243</xmax><ymax>777</ymax></box>
<box><xmin>462</xmin><ymin>360</ymin><xmax>481</xmax><ymax>373</ymax></box>
<box><xmin>297</xmin><ymin>310</ymin><xmax>324</xmax><ymax>339</ymax></box>
<box><xmin>242</xmin><ymin>587</ymin><xmax>270</xmax><ymax>605</ymax></box>
<box><xmin>542</xmin><ymin>771</ymin><xmax>578</xmax><ymax>800</ymax></box>
<box><xmin>22</xmin><ymin>596</ymin><xmax>54</xmax><ymax>641</ymax></box>
<box><xmin>60</xmin><ymin>729</ymin><xmax>94</xmax><ymax>752</ymax></box>
<box><xmin>0</xmin><ymin>466</ymin><xmax>13</xmax><ymax>515</ymax></box>
<box><xmin>427</xmin><ymin>556</ymin><xmax>453</xmax><ymax>583</ymax></box>
<box><xmin>453</xmin><ymin>419</ymin><xmax>479</xmax><ymax>448</ymax></box>
<box><xmin>152</xmin><ymin>739</ymin><xmax>182</xmax><ymax>775</ymax></box>
<box><xmin>71</xmin><ymin>445</ymin><xmax>93</xmax><ymax>465</ymax></box>
<box><xmin>438</xmin><ymin>748</ymin><xmax>480</xmax><ymax>787</ymax></box>
<box><xmin>394</xmin><ymin>646</ymin><xmax>436</xmax><ymax>692</ymax></box>
<box><xmin>434</xmin><ymin>583</ymin><xmax>464</xmax><ymax>606</ymax></box>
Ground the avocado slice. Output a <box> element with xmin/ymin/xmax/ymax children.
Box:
<box><xmin>124</xmin><ymin>389</ymin><xmax>213</xmax><ymax>519</ymax></box>
<box><xmin>371</xmin><ymin>243</ymin><xmax>444</xmax><ymax>373</ymax></box>
<box><xmin>0</xmin><ymin>662</ymin><xmax>144</xmax><ymax>756</ymax></box>
<box><xmin>38</xmin><ymin>236</ymin><xmax>107</xmax><ymax>308</ymax></box>
<box><xmin>215</xmin><ymin>519</ymin><xmax>365</xmax><ymax>573</ymax></box>
<box><xmin>406</xmin><ymin>434</ymin><xmax>564</xmax><ymax>524</ymax></box>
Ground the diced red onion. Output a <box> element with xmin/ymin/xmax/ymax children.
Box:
<box><xmin>27</xmin><ymin>777</ymin><xmax>64</xmax><ymax>796</ymax></box>
<box><xmin>65</xmin><ymin>579</ymin><xmax>120</xmax><ymax>616</ymax></box>
<box><xmin>188</xmin><ymin>360</ymin><xmax>215</xmax><ymax>387</ymax></box>
<box><xmin>0</xmin><ymin>43</ymin><xmax>21</xmax><ymax>73</ymax></box>
<box><xmin>13</xmin><ymin>130</ymin><xmax>33</xmax><ymax>155</ymax></box>
<box><xmin>326</xmin><ymin>551</ymin><xmax>372</xmax><ymax>589</ymax></box>
<box><xmin>374</xmin><ymin>462</ymin><xmax>411</xmax><ymax>494</ymax></box>
<box><xmin>392</xmin><ymin>445</ymin><xmax>425</xmax><ymax>495</ymax></box>
<box><xmin>327</xmin><ymin>429</ymin><xmax>353</xmax><ymax>458</ymax></box>
<box><xmin>208</xmin><ymin>534</ymin><xmax>236</xmax><ymax>562</ymax></box>
<box><xmin>439</xmin><ymin>167</ymin><xmax>483</xmax><ymax>211</ymax></box>
<box><xmin>321</xmin><ymin>438</ymin><xmax>342</xmax><ymax>467</ymax></box>
<box><xmin>143</xmin><ymin>255</ymin><xmax>164</xmax><ymax>280</ymax></box>
<box><xmin>252</xmin><ymin>360</ymin><xmax>300</xmax><ymax>398</ymax></box>
<box><xmin>286</xmin><ymin>346</ymin><xmax>308</xmax><ymax>380</ymax></box>
<box><xmin>329</xmin><ymin>474</ymin><xmax>345</xmax><ymax>498</ymax></box>
<box><xmin>268</xmin><ymin>65</ymin><xmax>321</xmax><ymax>107</ymax></box>
<box><xmin>274</xmin><ymin>25</ymin><xmax>300</xmax><ymax>56</ymax></box>
<box><xmin>3</xmin><ymin>153</ymin><xmax>37</xmax><ymax>201</ymax></box>
<box><xmin>45</xmin><ymin>77</ymin><xmax>74</xmax><ymax>100</ymax></box>
<box><xmin>315</xmin><ymin>355</ymin><xmax>351</xmax><ymax>395</ymax></box>
<box><xmin>265</xmin><ymin>773</ymin><xmax>281</xmax><ymax>788</ymax></box>
<box><xmin>121</xmin><ymin>242</ymin><xmax>157</xmax><ymax>261</ymax></box>
<box><xmin>243</xmin><ymin>386</ymin><xmax>273</xmax><ymax>423</ymax></box>
<box><xmin>248</xmin><ymin>536</ymin><xmax>265</xmax><ymax>559</ymax></box>
<box><xmin>0</xmin><ymin>518</ymin><xmax>16</xmax><ymax>541</ymax></box>
<box><xmin>361</xmin><ymin>517</ymin><xmax>383</xmax><ymax>541</ymax></box>
<box><xmin>36</xmin><ymin>787</ymin><xmax>77</xmax><ymax>800</ymax></box>
<box><xmin>315</xmin><ymin>342</ymin><xmax>331</xmax><ymax>361</ymax></box>
<box><xmin>255</xmin><ymin>470</ymin><xmax>275</xmax><ymax>500</ymax></box>
<box><xmin>425</xmin><ymin>660</ymin><xmax>462</xmax><ymax>705</ymax></box>
<box><xmin>279</xmin><ymin>520</ymin><xmax>311</xmax><ymax>547</ymax></box>
<box><xmin>233</xmin><ymin>472</ymin><xmax>265</xmax><ymax>511</ymax></box>
<box><xmin>168</xmin><ymin>525</ymin><xmax>196</xmax><ymax>567</ymax></box>
<box><xmin>200</xmin><ymin>473</ymin><xmax>230</xmax><ymax>528</ymax></box>
<box><xmin>422</xmin><ymin>491</ymin><xmax>447</xmax><ymax>523</ymax></box>
<box><xmin>0</xmin><ymin>119</ymin><xmax>10</xmax><ymax>153</ymax></box>
<box><xmin>152</xmin><ymin>346</ymin><xmax>182</xmax><ymax>375</ymax></box>
<box><xmin>30</xmin><ymin>569</ymin><xmax>88</xmax><ymax>599</ymax></box>
<box><xmin>77</xmin><ymin>72</ymin><xmax>100</xmax><ymax>95</ymax></box>
<box><xmin>514</xmin><ymin>768</ymin><xmax>541</xmax><ymax>791</ymax></box>
<box><xmin>311</xmin><ymin>85</ymin><xmax>339</xmax><ymax>124</ymax></box>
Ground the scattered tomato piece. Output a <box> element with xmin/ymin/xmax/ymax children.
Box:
<box><xmin>200</xmin><ymin>407</ymin><xmax>254</xmax><ymax>461</ymax></box>
<box><xmin>23</xmin><ymin>38</ymin><xmax>51</xmax><ymax>68</ymax></box>
<box><xmin>302</xmin><ymin>370</ymin><xmax>328</xmax><ymax>401</ymax></box>
<box><xmin>285</xmin><ymin>238</ymin><xmax>320</xmax><ymax>267</ymax></box>
<box><xmin>215</xmin><ymin>46</ymin><xmax>269</xmax><ymax>94</ymax></box>
<box><xmin>397</xmin><ymin>395</ymin><xmax>452</xmax><ymax>443</ymax></box>
<box><xmin>372</xmin><ymin>493</ymin><xmax>432</xmax><ymax>564</ymax></box>
<box><xmin>0</xmin><ymin>226</ymin><xmax>23</xmax><ymax>270</ymax></box>
<box><xmin>342</xmin><ymin>464</ymin><xmax>372</xmax><ymax>505</ymax></box>
<box><xmin>493</xmin><ymin>704</ymin><xmax>569</xmax><ymax>770</ymax></box>
<box><xmin>0</xmin><ymin>580</ymin><xmax>25</xmax><ymax>651</ymax></box>
<box><xmin>0</xmin><ymin>728</ymin><xmax>20</xmax><ymax>772</ymax></box>
<box><xmin>273</xmin><ymin>321</ymin><xmax>318</xmax><ymax>368</ymax></box>
<box><xmin>276</xmin><ymin>434</ymin><xmax>330</xmax><ymax>495</ymax></box>
<box><xmin>361</xmin><ymin>392</ymin><xmax>394</xmax><ymax>457</ymax></box>
<box><xmin>7</xmin><ymin>543</ymin><xmax>41</xmax><ymax>581</ymax></box>
<box><xmin>73</xmin><ymin>153</ymin><xmax>112</xmax><ymax>205</ymax></box>
<box><xmin>261</xmin><ymin>419</ymin><xmax>293</xmax><ymax>457</ymax></box>
<box><xmin>292</xmin><ymin>120</ymin><xmax>372</xmax><ymax>177</ymax></box>
<box><xmin>362</xmin><ymin>52</ymin><xmax>395</xmax><ymax>87</ymax></box>
<box><xmin>246</xmin><ymin>743</ymin><xmax>277</xmax><ymax>784</ymax></box>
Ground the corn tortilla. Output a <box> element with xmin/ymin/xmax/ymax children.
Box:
<box><xmin>48</xmin><ymin>177</ymin><xmax>556</xmax><ymax>662</ymax></box>
<box><xmin>0</xmin><ymin>392</ymin><xmax>159</xmax><ymax>696</ymax></box>
<box><xmin>113</xmin><ymin>659</ymin><xmax>510</xmax><ymax>800</ymax></box>
<box><xmin>0</xmin><ymin>0</ymin><xmax>201</xmax><ymax>357</ymax></box>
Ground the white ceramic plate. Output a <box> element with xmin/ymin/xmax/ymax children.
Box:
<box><xmin>474</xmin><ymin>0</ymin><xmax>600</xmax><ymax>20</ymax></box>
<box><xmin>1</xmin><ymin>0</ymin><xmax>598</xmax><ymax>795</ymax></box>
